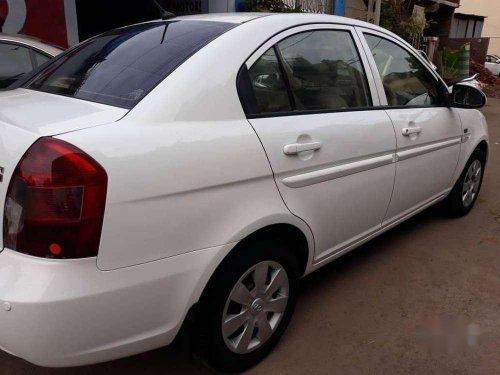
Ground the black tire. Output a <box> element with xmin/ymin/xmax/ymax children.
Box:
<box><xmin>443</xmin><ymin>148</ymin><xmax>485</xmax><ymax>217</ymax></box>
<box><xmin>198</xmin><ymin>238</ymin><xmax>299</xmax><ymax>373</ymax></box>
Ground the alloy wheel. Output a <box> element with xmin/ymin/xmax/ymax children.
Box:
<box><xmin>462</xmin><ymin>160</ymin><xmax>482</xmax><ymax>208</ymax></box>
<box><xmin>221</xmin><ymin>260</ymin><xmax>289</xmax><ymax>354</ymax></box>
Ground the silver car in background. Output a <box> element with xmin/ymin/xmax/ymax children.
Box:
<box><xmin>0</xmin><ymin>33</ymin><xmax>63</xmax><ymax>88</ymax></box>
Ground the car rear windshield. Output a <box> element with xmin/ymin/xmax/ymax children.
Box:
<box><xmin>24</xmin><ymin>20</ymin><xmax>234</xmax><ymax>109</ymax></box>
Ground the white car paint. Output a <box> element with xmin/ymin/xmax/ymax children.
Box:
<box><xmin>0</xmin><ymin>13</ymin><xmax>488</xmax><ymax>367</ymax></box>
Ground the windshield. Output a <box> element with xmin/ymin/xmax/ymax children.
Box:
<box><xmin>24</xmin><ymin>20</ymin><xmax>234</xmax><ymax>109</ymax></box>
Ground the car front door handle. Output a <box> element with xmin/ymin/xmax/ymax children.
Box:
<box><xmin>283</xmin><ymin>141</ymin><xmax>322</xmax><ymax>155</ymax></box>
<box><xmin>402</xmin><ymin>126</ymin><xmax>422</xmax><ymax>136</ymax></box>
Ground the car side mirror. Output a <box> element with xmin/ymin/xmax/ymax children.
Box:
<box><xmin>451</xmin><ymin>83</ymin><xmax>486</xmax><ymax>109</ymax></box>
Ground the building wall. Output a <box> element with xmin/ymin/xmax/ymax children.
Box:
<box><xmin>345</xmin><ymin>0</ymin><xmax>366</xmax><ymax>21</ymax></box>
<box><xmin>459</xmin><ymin>0</ymin><xmax>500</xmax><ymax>56</ymax></box>
<box><xmin>450</xmin><ymin>15</ymin><xmax>484</xmax><ymax>39</ymax></box>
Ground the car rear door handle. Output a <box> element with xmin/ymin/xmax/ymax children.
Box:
<box><xmin>402</xmin><ymin>126</ymin><xmax>422</xmax><ymax>136</ymax></box>
<box><xmin>283</xmin><ymin>141</ymin><xmax>322</xmax><ymax>155</ymax></box>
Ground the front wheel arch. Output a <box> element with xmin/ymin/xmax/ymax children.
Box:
<box><xmin>476</xmin><ymin>140</ymin><xmax>488</xmax><ymax>165</ymax></box>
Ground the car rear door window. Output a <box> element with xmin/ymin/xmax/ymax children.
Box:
<box><xmin>276</xmin><ymin>30</ymin><xmax>371</xmax><ymax>111</ymax></box>
<box><xmin>246</xmin><ymin>29</ymin><xmax>372</xmax><ymax>115</ymax></box>
<box><xmin>248</xmin><ymin>48</ymin><xmax>292</xmax><ymax>114</ymax></box>
<box><xmin>365</xmin><ymin>34</ymin><xmax>446</xmax><ymax>107</ymax></box>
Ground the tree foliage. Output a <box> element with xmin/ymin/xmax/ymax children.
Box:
<box><xmin>240</xmin><ymin>0</ymin><xmax>303</xmax><ymax>12</ymax></box>
<box><xmin>380</xmin><ymin>0</ymin><xmax>429</xmax><ymax>42</ymax></box>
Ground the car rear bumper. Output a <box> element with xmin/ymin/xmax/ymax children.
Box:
<box><xmin>0</xmin><ymin>244</ymin><xmax>232</xmax><ymax>367</ymax></box>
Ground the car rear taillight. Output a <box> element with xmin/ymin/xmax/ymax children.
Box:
<box><xmin>3</xmin><ymin>138</ymin><xmax>107</xmax><ymax>259</ymax></box>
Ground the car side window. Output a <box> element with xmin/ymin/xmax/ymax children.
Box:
<box><xmin>276</xmin><ymin>30</ymin><xmax>371</xmax><ymax>111</ymax></box>
<box><xmin>365</xmin><ymin>34</ymin><xmax>446</xmax><ymax>107</ymax></box>
<box><xmin>248</xmin><ymin>48</ymin><xmax>292</xmax><ymax>114</ymax></box>
<box><xmin>0</xmin><ymin>43</ymin><xmax>33</xmax><ymax>87</ymax></box>
<box><xmin>246</xmin><ymin>29</ymin><xmax>371</xmax><ymax>115</ymax></box>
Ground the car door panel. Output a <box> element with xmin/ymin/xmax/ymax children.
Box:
<box><xmin>383</xmin><ymin>108</ymin><xmax>462</xmax><ymax>221</ymax></box>
<box><xmin>243</xmin><ymin>25</ymin><xmax>396</xmax><ymax>261</ymax></box>
<box><xmin>248</xmin><ymin>111</ymin><xmax>396</xmax><ymax>260</ymax></box>
<box><xmin>357</xmin><ymin>29</ymin><xmax>462</xmax><ymax>222</ymax></box>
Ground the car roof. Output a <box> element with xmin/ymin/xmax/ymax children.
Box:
<box><xmin>0</xmin><ymin>32</ymin><xmax>64</xmax><ymax>56</ymax></box>
<box><xmin>176</xmin><ymin>12</ymin><xmax>398</xmax><ymax>41</ymax></box>
<box><xmin>176</xmin><ymin>12</ymin><xmax>271</xmax><ymax>23</ymax></box>
<box><xmin>177</xmin><ymin>12</ymin><xmax>384</xmax><ymax>29</ymax></box>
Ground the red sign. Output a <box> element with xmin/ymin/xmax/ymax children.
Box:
<box><xmin>0</xmin><ymin>0</ymin><xmax>70</xmax><ymax>48</ymax></box>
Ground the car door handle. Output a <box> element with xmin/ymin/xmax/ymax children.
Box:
<box><xmin>402</xmin><ymin>126</ymin><xmax>422</xmax><ymax>136</ymax></box>
<box><xmin>283</xmin><ymin>141</ymin><xmax>322</xmax><ymax>155</ymax></box>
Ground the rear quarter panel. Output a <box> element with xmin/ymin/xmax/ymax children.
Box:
<box><xmin>58</xmin><ymin>117</ymin><xmax>306</xmax><ymax>271</ymax></box>
<box><xmin>57</xmin><ymin>18</ymin><xmax>318</xmax><ymax>270</ymax></box>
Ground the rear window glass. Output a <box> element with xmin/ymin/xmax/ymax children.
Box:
<box><xmin>25</xmin><ymin>20</ymin><xmax>234</xmax><ymax>109</ymax></box>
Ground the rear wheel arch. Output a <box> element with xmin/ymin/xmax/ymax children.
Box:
<box><xmin>235</xmin><ymin>224</ymin><xmax>310</xmax><ymax>277</ymax></box>
<box><xmin>208</xmin><ymin>224</ymin><xmax>310</xmax><ymax>289</ymax></box>
<box><xmin>176</xmin><ymin>224</ymin><xmax>311</xmax><ymax>353</ymax></box>
<box><xmin>193</xmin><ymin>224</ymin><xmax>308</xmax><ymax>371</ymax></box>
<box><xmin>197</xmin><ymin>224</ymin><xmax>310</xmax><ymax>311</ymax></box>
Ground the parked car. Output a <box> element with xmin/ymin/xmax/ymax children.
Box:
<box><xmin>0</xmin><ymin>13</ymin><xmax>488</xmax><ymax>373</ymax></box>
<box><xmin>485</xmin><ymin>54</ymin><xmax>500</xmax><ymax>76</ymax></box>
<box><xmin>0</xmin><ymin>33</ymin><xmax>62</xmax><ymax>88</ymax></box>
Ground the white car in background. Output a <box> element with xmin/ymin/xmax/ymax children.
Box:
<box><xmin>0</xmin><ymin>13</ymin><xmax>489</xmax><ymax>372</ymax></box>
<box><xmin>0</xmin><ymin>33</ymin><xmax>62</xmax><ymax>88</ymax></box>
<box><xmin>485</xmin><ymin>54</ymin><xmax>500</xmax><ymax>76</ymax></box>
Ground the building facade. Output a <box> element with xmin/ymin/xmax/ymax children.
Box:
<box><xmin>459</xmin><ymin>0</ymin><xmax>500</xmax><ymax>56</ymax></box>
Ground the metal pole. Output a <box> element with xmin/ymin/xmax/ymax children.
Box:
<box><xmin>367</xmin><ymin>0</ymin><xmax>374</xmax><ymax>23</ymax></box>
<box><xmin>374</xmin><ymin>0</ymin><xmax>381</xmax><ymax>25</ymax></box>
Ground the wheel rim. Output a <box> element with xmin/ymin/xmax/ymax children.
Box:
<box><xmin>221</xmin><ymin>260</ymin><xmax>289</xmax><ymax>354</ymax></box>
<box><xmin>462</xmin><ymin>160</ymin><xmax>482</xmax><ymax>208</ymax></box>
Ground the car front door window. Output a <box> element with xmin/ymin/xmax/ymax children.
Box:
<box><xmin>365</xmin><ymin>34</ymin><xmax>445</xmax><ymax>107</ymax></box>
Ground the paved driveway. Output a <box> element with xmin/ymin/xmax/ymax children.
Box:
<box><xmin>3</xmin><ymin>100</ymin><xmax>500</xmax><ymax>375</ymax></box>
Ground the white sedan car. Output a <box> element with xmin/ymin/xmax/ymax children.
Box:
<box><xmin>0</xmin><ymin>13</ymin><xmax>488</xmax><ymax>372</ymax></box>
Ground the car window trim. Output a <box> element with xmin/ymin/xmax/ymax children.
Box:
<box><xmin>246</xmin><ymin>103</ymin><xmax>450</xmax><ymax>119</ymax></box>
<box><xmin>273</xmin><ymin>45</ymin><xmax>297</xmax><ymax>110</ymax></box>
<box><xmin>240</xmin><ymin>23</ymin><xmax>380</xmax><ymax>117</ymax></box>
<box><xmin>355</xmin><ymin>27</ymin><xmax>450</xmax><ymax>108</ymax></box>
